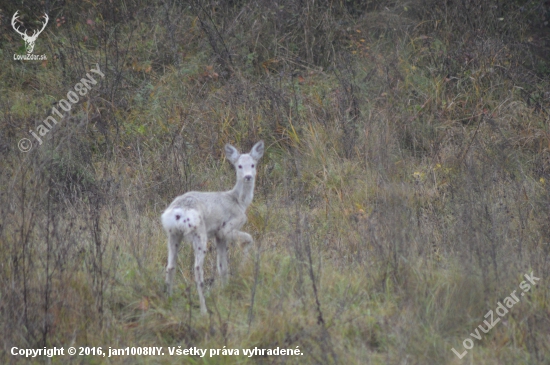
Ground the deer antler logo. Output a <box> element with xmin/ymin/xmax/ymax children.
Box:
<box><xmin>12</xmin><ymin>11</ymin><xmax>49</xmax><ymax>54</ymax></box>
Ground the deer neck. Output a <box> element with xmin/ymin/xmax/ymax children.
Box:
<box><xmin>231</xmin><ymin>178</ymin><xmax>255</xmax><ymax>209</ymax></box>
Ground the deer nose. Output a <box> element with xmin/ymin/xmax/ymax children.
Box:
<box><xmin>244</xmin><ymin>175</ymin><xmax>252</xmax><ymax>181</ymax></box>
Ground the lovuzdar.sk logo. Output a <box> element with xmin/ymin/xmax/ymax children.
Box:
<box><xmin>12</xmin><ymin>10</ymin><xmax>49</xmax><ymax>61</ymax></box>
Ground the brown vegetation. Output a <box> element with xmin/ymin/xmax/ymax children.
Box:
<box><xmin>1</xmin><ymin>0</ymin><xmax>549</xmax><ymax>364</ymax></box>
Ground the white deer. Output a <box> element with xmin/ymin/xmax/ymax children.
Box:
<box><xmin>161</xmin><ymin>141</ymin><xmax>264</xmax><ymax>314</ymax></box>
<box><xmin>12</xmin><ymin>11</ymin><xmax>49</xmax><ymax>54</ymax></box>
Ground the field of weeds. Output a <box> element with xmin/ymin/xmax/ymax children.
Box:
<box><xmin>1</xmin><ymin>1</ymin><xmax>550</xmax><ymax>364</ymax></box>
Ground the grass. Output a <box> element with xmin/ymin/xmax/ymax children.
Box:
<box><xmin>1</xmin><ymin>0</ymin><xmax>550</xmax><ymax>364</ymax></box>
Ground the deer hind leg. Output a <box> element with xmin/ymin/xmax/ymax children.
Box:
<box><xmin>165</xmin><ymin>231</ymin><xmax>182</xmax><ymax>295</ymax></box>
<box><xmin>192</xmin><ymin>230</ymin><xmax>208</xmax><ymax>314</ymax></box>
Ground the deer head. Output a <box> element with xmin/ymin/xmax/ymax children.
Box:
<box><xmin>12</xmin><ymin>11</ymin><xmax>49</xmax><ymax>54</ymax></box>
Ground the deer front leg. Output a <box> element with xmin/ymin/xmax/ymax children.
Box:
<box><xmin>165</xmin><ymin>232</ymin><xmax>182</xmax><ymax>295</ymax></box>
<box><xmin>216</xmin><ymin>236</ymin><xmax>229</xmax><ymax>285</ymax></box>
<box><xmin>229</xmin><ymin>230</ymin><xmax>253</xmax><ymax>256</ymax></box>
<box><xmin>192</xmin><ymin>231</ymin><xmax>208</xmax><ymax>314</ymax></box>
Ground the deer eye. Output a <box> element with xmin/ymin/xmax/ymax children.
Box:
<box><xmin>238</xmin><ymin>165</ymin><xmax>242</xmax><ymax>169</ymax></box>
<box><xmin>251</xmin><ymin>164</ymin><xmax>255</xmax><ymax>168</ymax></box>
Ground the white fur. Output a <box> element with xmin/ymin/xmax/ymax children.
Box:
<box><xmin>161</xmin><ymin>208</ymin><xmax>201</xmax><ymax>235</ymax></box>
<box><xmin>162</xmin><ymin>141</ymin><xmax>265</xmax><ymax>314</ymax></box>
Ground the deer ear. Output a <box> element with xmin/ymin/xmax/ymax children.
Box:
<box><xmin>225</xmin><ymin>144</ymin><xmax>240</xmax><ymax>164</ymax></box>
<box><xmin>250</xmin><ymin>140</ymin><xmax>264</xmax><ymax>160</ymax></box>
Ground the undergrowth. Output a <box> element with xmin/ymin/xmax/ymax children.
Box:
<box><xmin>1</xmin><ymin>0</ymin><xmax>549</xmax><ymax>364</ymax></box>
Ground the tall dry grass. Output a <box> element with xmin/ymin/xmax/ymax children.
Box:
<box><xmin>1</xmin><ymin>0</ymin><xmax>549</xmax><ymax>364</ymax></box>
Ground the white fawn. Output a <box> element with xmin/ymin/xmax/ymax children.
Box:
<box><xmin>161</xmin><ymin>141</ymin><xmax>264</xmax><ymax>314</ymax></box>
